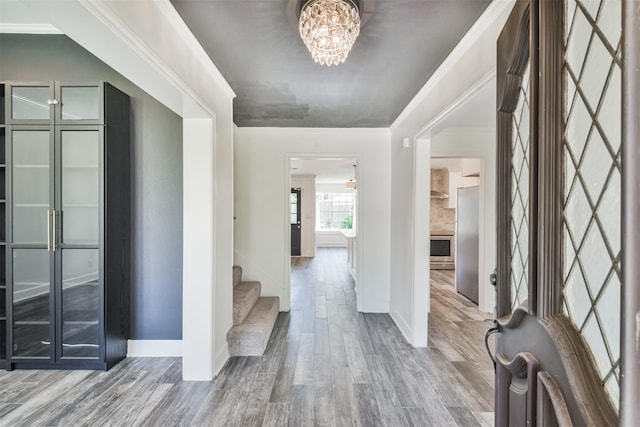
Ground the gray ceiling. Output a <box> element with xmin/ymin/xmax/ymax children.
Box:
<box><xmin>170</xmin><ymin>0</ymin><xmax>492</xmax><ymax>128</ymax></box>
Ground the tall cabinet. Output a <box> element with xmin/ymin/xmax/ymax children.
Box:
<box><xmin>0</xmin><ymin>81</ymin><xmax>130</xmax><ymax>370</ymax></box>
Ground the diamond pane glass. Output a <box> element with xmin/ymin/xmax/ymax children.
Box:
<box><xmin>563</xmin><ymin>0</ymin><xmax>621</xmax><ymax>409</ymax></box>
<box><xmin>510</xmin><ymin>62</ymin><xmax>530</xmax><ymax>311</ymax></box>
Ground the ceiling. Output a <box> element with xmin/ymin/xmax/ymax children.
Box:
<box><xmin>169</xmin><ymin>0</ymin><xmax>493</xmax><ymax>128</ymax></box>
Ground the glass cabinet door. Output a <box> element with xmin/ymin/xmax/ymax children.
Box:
<box><xmin>12</xmin><ymin>250</ymin><xmax>51</xmax><ymax>358</ymax></box>
<box><xmin>11</xmin><ymin>129</ymin><xmax>53</xmax><ymax>359</ymax></box>
<box><xmin>57</xmin><ymin>84</ymin><xmax>101</xmax><ymax>124</ymax></box>
<box><xmin>60</xmin><ymin>130</ymin><xmax>100</xmax><ymax>245</ymax></box>
<box><xmin>12</xmin><ymin>130</ymin><xmax>51</xmax><ymax>244</ymax></box>
<box><xmin>59</xmin><ymin>129</ymin><xmax>101</xmax><ymax>360</ymax></box>
<box><xmin>61</xmin><ymin>249</ymin><xmax>100</xmax><ymax>359</ymax></box>
<box><xmin>9</xmin><ymin>84</ymin><xmax>52</xmax><ymax>124</ymax></box>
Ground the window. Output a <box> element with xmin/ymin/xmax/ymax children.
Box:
<box><xmin>316</xmin><ymin>192</ymin><xmax>354</xmax><ymax>230</ymax></box>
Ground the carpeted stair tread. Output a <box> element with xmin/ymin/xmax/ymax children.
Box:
<box><xmin>232</xmin><ymin>265</ymin><xmax>243</xmax><ymax>288</ymax></box>
<box><xmin>227</xmin><ymin>296</ymin><xmax>280</xmax><ymax>356</ymax></box>
<box><xmin>233</xmin><ymin>281</ymin><xmax>261</xmax><ymax>326</ymax></box>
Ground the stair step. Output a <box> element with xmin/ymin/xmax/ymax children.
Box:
<box><xmin>227</xmin><ymin>296</ymin><xmax>280</xmax><ymax>356</ymax></box>
<box><xmin>233</xmin><ymin>281</ymin><xmax>261</xmax><ymax>326</ymax></box>
<box><xmin>233</xmin><ymin>265</ymin><xmax>242</xmax><ymax>288</ymax></box>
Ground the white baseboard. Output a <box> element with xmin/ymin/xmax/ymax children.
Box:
<box><xmin>390</xmin><ymin>311</ymin><xmax>412</xmax><ymax>346</ymax></box>
<box><xmin>214</xmin><ymin>343</ymin><xmax>229</xmax><ymax>377</ymax></box>
<box><xmin>127</xmin><ymin>340</ymin><xmax>182</xmax><ymax>357</ymax></box>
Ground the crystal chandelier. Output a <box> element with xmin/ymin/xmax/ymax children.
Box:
<box><xmin>298</xmin><ymin>0</ymin><xmax>361</xmax><ymax>66</ymax></box>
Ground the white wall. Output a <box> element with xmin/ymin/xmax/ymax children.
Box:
<box><xmin>388</xmin><ymin>0</ymin><xmax>514</xmax><ymax>345</ymax></box>
<box><xmin>291</xmin><ymin>174</ymin><xmax>316</xmax><ymax>257</ymax></box>
<box><xmin>234</xmin><ymin>128</ymin><xmax>391</xmax><ymax>313</ymax></box>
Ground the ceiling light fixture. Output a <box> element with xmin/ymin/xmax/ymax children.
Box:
<box><xmin>299</xmin><ymin>0</ymin><xmax>361</xmax><ymax>66</ymax></box>
<box><xmin>346</xmin><ymin>164</ymin><xmax>357</xmax><ymax>189</ymax></box>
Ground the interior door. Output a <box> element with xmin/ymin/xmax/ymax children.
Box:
<box><xmin>290</xmin><ymin>188</ymin><xmax>301</xmax><ymax>256</ymax></box>
<box><xmin>493</xmin><ymin>0</ymin><xmax>624</xmax><ymax>425</ymax></box>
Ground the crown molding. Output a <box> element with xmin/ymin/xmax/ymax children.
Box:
<box><xmin>154</xmin><ymin>0</ymin><xmax>235</xmax><ymax>100</ymax></box>
<box><xmin>0</xmin><ymin>23</ymin><xmax>62</xmax><ymax>34</ymax></box>
<box><xmin>76</xmin><ymin>0</ymin><xmax>234</xmax><ymax>117</ymax></box>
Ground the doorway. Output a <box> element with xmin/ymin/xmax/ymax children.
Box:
<box><xmin>429</xmin><ymin>158</ymin><xmax>482</xmax><ymax>305</ymax></box>
<box><xmin>288</xmin><ymin>156</ymin><xmax>359</xmax><ymax>305</ymax></box>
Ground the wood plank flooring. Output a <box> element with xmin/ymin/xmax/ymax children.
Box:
<box><xmin>0</xmin><ymin>248</ymin><xmax>495</xmax><ymax>426</ymax></box>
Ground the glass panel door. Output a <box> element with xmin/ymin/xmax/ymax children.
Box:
<box><xmin>60</xmin><ymin>130</ymin><xmax>100</xmax><ymax>245</ymax></box>
<box><xmin>11</xmin><ymin>128</ymin><xmax>53</xmax><ymax>359</ymax></box>
<box><xmin>61</xmin><ymin>249</ymin><xmax>100</xmax><ymax>359</ymax></box>
<box><xmin>59</xmin><ymin>129</ymin><xmax>101</xmax><ymax>359</ymax></box>
<box><xmin>12</xmin><ymin>130</ymin><xmax>51</xmax><ymax>244</ymax></box>
<box><xmin>56</xmin><ymin>85</ymin><xmax>102</xmax><ymax>124</ymax></box>
<box><xmin>510</xmin><ymin>63</ymin><xmax>531</xmax><ymax>311</ymax></box>
<box><xmin>10</xmin><ymin>85</ymin><xmax>51</xmax><ymax>122</ymax></box>
<box><xmin>12</xmin><ymin>249</ymin><xmax>51</xmax><ymax>358</ymax></box>
<box><xmin>562</xmin><ymin>0</ymin><xmax>622</xmax><ymax>407</ymax></box>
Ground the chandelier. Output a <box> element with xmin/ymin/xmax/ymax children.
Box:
<box><xmin>298</xmin><ymin>0</ymin><xmax>361</xmax><ymax>66</ymax></box>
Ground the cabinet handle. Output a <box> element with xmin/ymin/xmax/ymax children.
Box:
<box><xmin>52</xmin><ymin>210</ymin><xmax>57</xmax><ymax>251</ymax></box>
<box><xmin>47</xmin><ymin>210</ymin><xmax>52</xmax><ymax>251</ymax></box>
<box><xmin>47</xmin><ymin>99</ymin><xmax>59</xmax><ymax>105</ymax></box>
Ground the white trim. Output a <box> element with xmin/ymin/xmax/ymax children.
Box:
<box><xmin>390</xmin><ymin>311</ymin><xmax>412</xmax><ymax>344</ymax></box>
<box><xmin>214</xmin><ymin>342</ymin><xmax>229</xmax><ymax>376</ymax></box>
<box><xmin>414</xmin><ymin>70</ymin><xmax>496</xmax><ymax>139</ymax></box>
<box><xmin>182</xmin><ymin>118</ymin><xmax>216</xmax><ymax>381</ymax></box>
<box><xmin>155</xmin><ymin>0</ymin><xmax>235</xmax><ymax>99</ymax></box>
<box><xmin>0</xmin><ymin>23</ymin><xmax>63</xmax><ymax>34</ymax></box>
<box><xmin>76</xmin><ymin>0</ymin><xmax>228</xmax><ymax>118</ymax></box>
<box><xmin>127</xmin><ymin>340</ymin><xmax>182</xmax><ymax>357</ymax></box>
<box><xmin>409</xmin><ymin>137</ymin><xmax>430</xmax><ymax>347</ymax></box>
<box><xmin>390</xmin><ymin>0</ymin><xmax>515</xmax><ymax>130</ymax></box>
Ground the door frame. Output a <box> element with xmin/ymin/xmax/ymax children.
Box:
<box><xmin>621</xmin><ymin>0</ymin><xmax>640</xmax><ymax>423</ymax></box>
<box><xmin>284</xmin><ymin>154</ymin><xmax>362</xmax><ymax>312</ymax></box>
<box><xmin>410</xmin><ymin>73</ymin><xmax>498</xmax><ymax>347</ymax></box>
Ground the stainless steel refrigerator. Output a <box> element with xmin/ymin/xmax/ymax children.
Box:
<box><xmin>456</xmin><ymin>186</ymin><xmax>480</xmax><ymax>303</ymax></box>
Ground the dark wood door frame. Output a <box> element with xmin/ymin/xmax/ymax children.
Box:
<box><xmin>621</xmin><ymin>0</ymin><xmax>640</xmax><ymax>424</ymax></box>
<box><xmin>496</xmin><ymin>0</ymin><xmax>538</xmax><ymax>319</ymax></box>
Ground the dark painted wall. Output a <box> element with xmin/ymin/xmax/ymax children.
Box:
<box><xmin>0</xmin><ymin>34</ymin><xmax>183</xmax><ymax>340</ymax></box>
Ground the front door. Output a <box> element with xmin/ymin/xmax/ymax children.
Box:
<box><xmin>492</xmin><ymin>0</ymin><xmax>634</xmax><ymax>424</ymax></box>
<box><xmin>290</xmin><ymin>188</ymin><xmax>301</xmax><ymax>256</ymax></box>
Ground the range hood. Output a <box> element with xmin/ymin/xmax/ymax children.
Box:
<box><xmin>430</xmin><ymin>190</ymin><xmax>449</xmax><ymax>199</ymax></box>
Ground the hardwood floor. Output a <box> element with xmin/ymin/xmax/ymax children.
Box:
<box><xmin>0</xmin><ymin>248</ymin><xmax>494</xmax><ymax>426</ymax></box>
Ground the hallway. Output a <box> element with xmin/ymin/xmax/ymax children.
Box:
<box><xmin>0</xmin><ymin>248</ymin><xmax>494</xmax><ymax>426</ymax></box>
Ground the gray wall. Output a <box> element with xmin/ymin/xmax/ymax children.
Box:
<box><xmin>0</xmin><ymin>34</ymin><xmax>183</xmax><ymax>340</ymax></box>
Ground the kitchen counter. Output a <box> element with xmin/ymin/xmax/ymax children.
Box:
<box><xmin>341</xmin><ymin>230</ymin><xmax>357</xmax><ymax>283</ymax></box>
<box><xmin>341</xmin><ymin>230</ymin><xmax>356</xmax><ymax>239</ymax></box>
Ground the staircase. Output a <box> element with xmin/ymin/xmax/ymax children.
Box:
<box><xmin>227</xmin><ymin>266</ymin><xmax>280</xmax><ymax>356</ymax></box>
